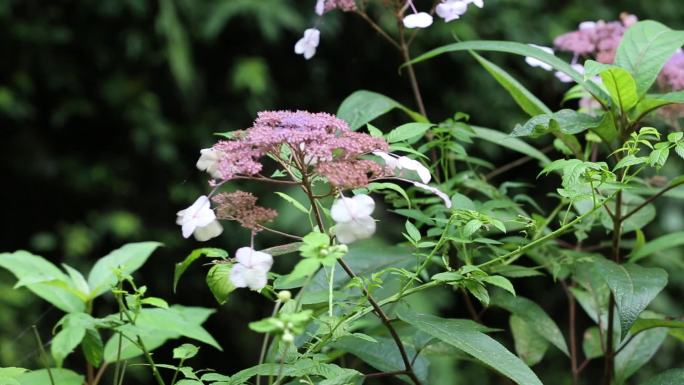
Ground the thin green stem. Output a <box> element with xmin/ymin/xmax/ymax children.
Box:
<box><xmin>170</xmin><ymin>358</ymin><xmax>185</xmax><ymax>385</ymax></box>
<box><xmin>32</xmin><ymin>325</ymin><xmax>55</xmax><ymax>385</ymax></box>
<box><xmin>622</xmin><ymin>179</ymin><xmax>684</xmax><ymax>221</ymax></box>
<box><xmin>479</xmin><ymin>196</ymin><xmax>611</xmax><ymax>269</ymax></box>
<box><xmin>256</xmin><ymin>301</ymin><xmax>282</xmax><ymax>385</ymax></box>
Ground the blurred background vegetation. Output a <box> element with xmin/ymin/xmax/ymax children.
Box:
<box><xmin>2</xmin><ymin>0</ymin><xmax>683</xmax><ymax>384</ymax></box>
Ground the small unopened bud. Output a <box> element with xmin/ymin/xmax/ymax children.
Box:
<box><xmin>320</xmin><ymin>248</ymin><xmax>329</xmax><ymax>257</ymax></box>
<box><xmin>277</xmin><ymin>290</ymin><xmax>292</xmax><ymax>303</ymax></box>
<box><xmin>282</xmin><ymin>331</ymin><xmax>294</xmax><ymax>343</ymax></box>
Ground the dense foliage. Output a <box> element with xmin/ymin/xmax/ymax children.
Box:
<box><xmin>2</xmin><ymin>1</ymin><xmax>684</xmax><ymax>385</ymax></box>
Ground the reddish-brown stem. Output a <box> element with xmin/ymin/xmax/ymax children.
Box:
<box><xmin>462</xmin><ymin>289</ymin><xmax>480</xmax><ymax>322</ymax></box>
<box><xmin>91</xmin><ymin>363</ymin><xmax>109</xmax><ymax>385</ymax></box>
<box><xmin>365</xmin><ymin>370</ymin><xmax>411</xmax><ymax>378</ymax></box>
<box><xmin>337</xmin><ymin>258</ymin><xmax>423</xmax><ymax>385</ymax></box>
<box><xmin>398</xmin><ymin>25</ymin><xmax>427</xmax><ymax>117</ymax></box>
<box><xmin>561</xmin><ymin>281</ymin><xmax>580</xmax><ymax>385</ymax></box>
<box><xmin>355</xmin><ymin>11</ymin><xmax>402</xmax><ymax>50</ymax></box>
<box><xmin>603</xmin><ymin>190</ymin><xmax>622</xmax><ymax>385</ymax></box>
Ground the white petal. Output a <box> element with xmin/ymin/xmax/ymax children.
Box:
<box><xmin>303</xmin><ymin>46</ymin><xmax>316</xmax><ymax>60</ymax></box>
<box><xmin>235</xmin><ymin>247</ymin><xmax>255</xmax><ymax>265</ymax></box>
<box><xmin>303</xmin><ymin>28</ymin><xmax>320</xmax><ymax>46</ymax></box>
<box><xmin>436</xmin><ymin>1</ymin><xmax>467</xmax><ymax>22</ymax></box>
<box><xmin>333</xmin><ymin>221</ymin><xmax>359</xmax><ymax>244</ymax></box>
<box><xmin>193</xmin><ymin>220</ymin><xmax>223</xmax><ymax>242</ymax></box>
<box><xmin>413</xmin><ymin>182</ymin><xmax>452</xmax><ymax>208</ymax></box>
<box><xmin>579</xmin><ymin>21</ymin><xmax>596</xmax><ymax>30</ymax></box>
<box><xmin>181</xmin><ymin>221</ymin><xmax>195</xmax><ymax>239</ymax></box>
<box><xmin>373</xmin><ymin>151</ymin><xmax>399</xmax><ymax>169</ymax></box>
<box><xmin>397</xmin><ymin>157</ymin><xmax>431</xmax><ymax>184</ymax></box>
<box><xmin>229</xmin><ymin>264</ymin><xmax>248</xmax><ymax>288</ymax></box>
<box><xmin>468</xmin><ymin>0</ymin><xmax>484</xmax><ymax>8</ymax></box>
<box><xmin>176</xmin><ymin>210</ymin><xmax>185</xmax><ymax>225</ymax></box>
<box><xmin>294</xmin><ymin>38</ymin><xmax>307</xmax><ymax>55</ymax></box>
<box><xmin>351</xmin><ymin>194</ymin><xmax>375</xmax><ymax>217</ymax></box>
<box><xmin>248</xmin><ymin>251</ymin><xmax>274</xmax><ymax>271</ymax></box>
<box><xmin>196</xmin><ymin>148</ymin><xmax>222</xmax><ymax>179</ymax></box>
<box><xmin>524</xmin><ymin>44</ymin><xmax>554</xmax><ymax>71</ymax></box>
<box><xmin>315</xmin><ymin>0</ymin><xmax>325</xmax><ymax>15</ymax></box>
<box><xmin>350</xmin><ymin>215</ymin><xmax>376</xmax><ymax>240</ymax></box>
<box><xmin>242</xmin><ymin>267</ymin><xmax>269</xmax><ymax>291</ymax></box>
<box><xmin>554</xmin><ymin>71</ymin><xmax>573</xmax><ymax>83</ymax></box>
<box><xmin>403</xmin><ymin>12</ymin><xmax>433</xmax><ymax>29</ymax></box>
<box><xmin>331</xmin><ymin>196</ymin><xmax>355</xmax><ymax>223</ymax></box>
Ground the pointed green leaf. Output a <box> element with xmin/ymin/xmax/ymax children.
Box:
<box><xmin>88</xmin><ymin>242</ymin><xmax>162</xmax><ymax>298</ymax></box>
<box><xmin>173</xmin><ymin>248</ymin><xmax>228</xmax><ymax>292</ymax></box>
<box><xmin>337</xmin><ymin>90</ymin><xmax>426</xmax><ymax>130</ymax></box>
<box><xmin>593</xmin><ymin>258</ymin><xmax>668</xmax><ymax>339</ymax></box>
<box><xmin>509</xmin><ymin>315</ymin><xmax>549</xmax><ymax>366</ymax></box>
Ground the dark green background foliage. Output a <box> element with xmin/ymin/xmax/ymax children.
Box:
<box><xmin>2</xmin><ymin>0</ymin><xmax>683</xmax><ymax>383</ymax></box>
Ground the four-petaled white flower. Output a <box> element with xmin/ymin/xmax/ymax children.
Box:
<box><xmin>403</xmin><ymin>12</ymin><xmax>433</xmax><ymax>29</ymax></box>
<box><xmin>230</xmin><ymin>247</ymin><xmax>274</xmax><ymax>291</ymax></box>
<box><xmin>374</xmin><ymin>151</ymin><xmax>431</xmax><ymax>184</ymax></box>
<box><xmin>295</xmin><ymin>28</ymin><xmax>321</xmax><ymax>60</ymax></box>
<box><xmin>331</xmin><ymin>194</ymin><xmax>376</xmax><ymax>244</ymax></box>
<box><xmin>436</xmin><ymin>0</ymin><xmax>468</xmax><ymax>22</ymax></box>
<box><xmin>176</xmin><ymin>196</ymin><xmax>223</xmax><ymax>241</ymax></box>
<box><xmin>196</xmin><ymin>148</ymin><xmax>223</xmax><ymax>179</ymax></box>
<box><xmin>524</xmin><ymin>44</ymin><xmax>554</xmax><ymax>71</ymax></box>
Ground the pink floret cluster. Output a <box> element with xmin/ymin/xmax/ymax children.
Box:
<box><xmin>554</xmin><ymin>14</ymin><xmax>636</xmax><ymax>64</ymax></box>
<box><xmin>322</xmin><ymin>0</ymin><xmax>357</xmax><ymax>13</ymax></box>
<box><xmin>659</xmin><ymin>50</ymin><xmax>684</xmax><ymax>91</ymax></box>
<box><xmin>211</xmin><ymin>110</ymin><xmax>388</xmax><ymax>187</ymax></box>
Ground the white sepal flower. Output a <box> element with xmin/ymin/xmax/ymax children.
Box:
<box><xmin>334</xmin><ymin>216</ymin><xmax>376</xmax><ymax>244</ymax></box>
<box><xmin>177</xmin><ymin>196</ymin><xmax>218</xmax><ymax>239</ymax></box>
<box><xmin>436</xmin><ymin>0</ymin><xmax>468</xmax><ymax>22</ymax></box>
<box><xmin>413</xmin><ymin>182</ymin><xmax>452</xmax><ymax>208</ymax></box>
<box><xmin>193</xmin><ymin>220</ymin><xmax>223</xmax><ymax>242</ymax></box>
<box><xmin>315</xmin><ymin>0</ymin><xmax>325</xmax><ymax>15</ymax></box>
<box><xmin>374</xmin><ymin>151</ymin><xmax>431</xmax><ymax>184</ymax></box>
<box><xmin>331</xmin><ymin>194</ymin><xmax>377</xmax><ymax>244</ymax></box>
<box><xmin>525</xmin><ymin>44</ymin><xmax>554</xmax><ymax>71</ymax></box>
<box><xmin>196</xmin><ymin>148</ymin><xmax>223</xmax><ymax>179</ymax></box>
<box><xmin>466</xmin><ymin>0</ymin><xmax>484</xmax><ymax>8</ymax></box>
<box><xmin>403</xmin><ymin>12</ymin><xmax>433</xmax><ymax>29</ymax></box>
<box><xmin>230</xmin><ymin>247</ymin><xmax>274</xmax><ymax>291</ymax></box>
<box><xmin>295</xmin><ymin>28</ymin><xmax>321</xmax><ymax>60</ymax></box>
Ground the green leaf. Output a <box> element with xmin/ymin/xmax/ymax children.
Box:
<box><xmin>471</xmin><ymin>126</ymin><xmax>551</xmax><ymax>165</ymax></box>
<box><xmin>174</xmin><ymin>248</ymin><xmax>228</xmax><ymax>292</ymax></box>
<box><xmin>87</xmin><ymin>242</ymin><xmax>162</xmax><ymax>298</ymax></box>
<box><xmin>227</xmin><ymin>359</ymin><xmax>362</xmax><ymax>385</ymax></box>
<box><xmin>337</xmin><ymin>90</ymin><xmax>426</xmax><ymax>130</ymax></box>
<box><xmin>582</xmin><ymin>326</ymin><xmax>603</xmax><ymax>359</ymax></box>
<box><xmin>408</xmin><ymin>40</ymin><xmax>609</xmax><ymax>103</ymax></box>
<box><xmin>630</xmin><ymin>318</ymin><xmax>684</xmax><ymax>335</ymax></box>
<box><xmin>385</xmin><ymin>122</ymin><xmax>433</xmax><ymax>143</ymax></box>
<box><xmin>593</xmin><ymin>258</ymin><xmax>668</xmax><ymax>339</ymax></box>
<box><xmin>274</xmin><ymin>192</ymin><xmax>309</xmax><ymax>214</ymax></box>
<box><xmin>615</xmin><ymin>328</ymin><xmax>668</xmax><ymax>384</ymax></box>
<box><xmin>15</xmin><ymin>369</ymin><xmax>83</xmax><ymax>385</ymax></box>
<box><xmin>632</xmin><ymin>91</ymin><xmax>684</xmax><ymax>121</ymax></box>
<box><xmin>103</xmin><ymin>306</ymin><xmax>218</xmax><ymax>363</ymax></box>
<box><xmin>397</xmin><ymin>309</ymin><xmax>543</xmax><ymax>385</ymax></box>
<box><xmin>598</xmin><ymin>67</ymin><xmax>639</xmax><ymax>112</ymax></box>
<box><xmin>509</xmin><ymin>315</ymin><xmax>548</xmax><ymax>366</ymax></box>
<box><xmin>206</xmin><ymin>264</ymin><xmax>236</xmax><ymax>305</ymax></box>
<box><xmin>81</xmin><ymin>328</ymin><xmax>104</xmax><ymax>367</ymax></box>
<box><xmin>470</xmin><ymin>51</ymin><xmax>551</xmax><ymax>116</ymax></box>
<box><xmin>615</xmin><ymin>20</ymin><xmax>684</xmax><ymax>97</ymax></box>
<box><xmin>648</xmin><ymin>147</ymin><xmax>670</xmax><ymax>168</ymax></box>
<box><xmin>51</xmin><ymin>313</ymin><xmax>96</xmax><ymax>366</ymax></box>
<box><xmin>0</xmin><ymin>251</ymin><xmax>84</xmax><ymax>313</ymax></box>
<box><xmin>629</xmin><ymin>231</ymin><xmax>684</xmax><ymax>263</ymax></box>
<box><xmin>641</xmin><ymin>369</ymin><xmax>684</xmax><ymax>385</ymax></box>
<box><xmin>173</xmin><ymin>343</ymin><xmax>200</xmax><ymax>360</ymax></box>
<box><xmin>333</xmin><ymin>336</ymin><xmax>429</xmax><ymax>384</ymax></box>
<box><xmin>482</xmin><ymin>276</ymin><xmax>515</xmax><ymax>295</ymax></box>
<box><xmin>141</xmin><ymin>297</ymin><xmax>169</xmax><ymax>309</ymax></box>
<box><xmin>281</xmin><ymin>259</ymin><xmax>321</xmax><ymax>286</ymax></box>
<box><xmin>512</xmin><ymin>109</ymin><xmax>603</xmax><ymax>137</ymax></box>
<box><xmin>365</xmin><ymin>182</ymin><xmax>411</xmax><ymax>207</ymax></box>
<box><xmin>404</xmin><ymin>221</ymin><xmax>421</xmax><ymax>243</ymax></box>
<box><xmin>261</xmin><ymin>242</ymin><xmax>302</xmax><ymax>257</ymax></box>
<box><xmin>0</xmin><ymin>368</ymin><xmax>27</xmax><ymax>378</ymax></box>
<box><xmin>62</xmin><ymin>264</ymin><xmax>90</xmax><ymax>297</ymax></box>
<box><xmin>490</xmin><ymin>291</ymin><xmax>569</xmax><ymax>355</ymax></box>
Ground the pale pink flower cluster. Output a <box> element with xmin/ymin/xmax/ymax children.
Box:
<box><xmin>211</xmin><ymin>110</ymin><xmax>388</xmax><ymax>182</ymax></box>
<box><xmin>658</xmin><ymin>49</ymin><xmax>684</xmax><ymax>91</ymax></box>
<box><xmin>553</xmin><ymin>13</ymin><xmax>637</xmax><ymax>64</ymax></box>
<box><xmin>315</xmin><ymin>0</ymin><xmax>356</xmax><ymax>15</ymax></box>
